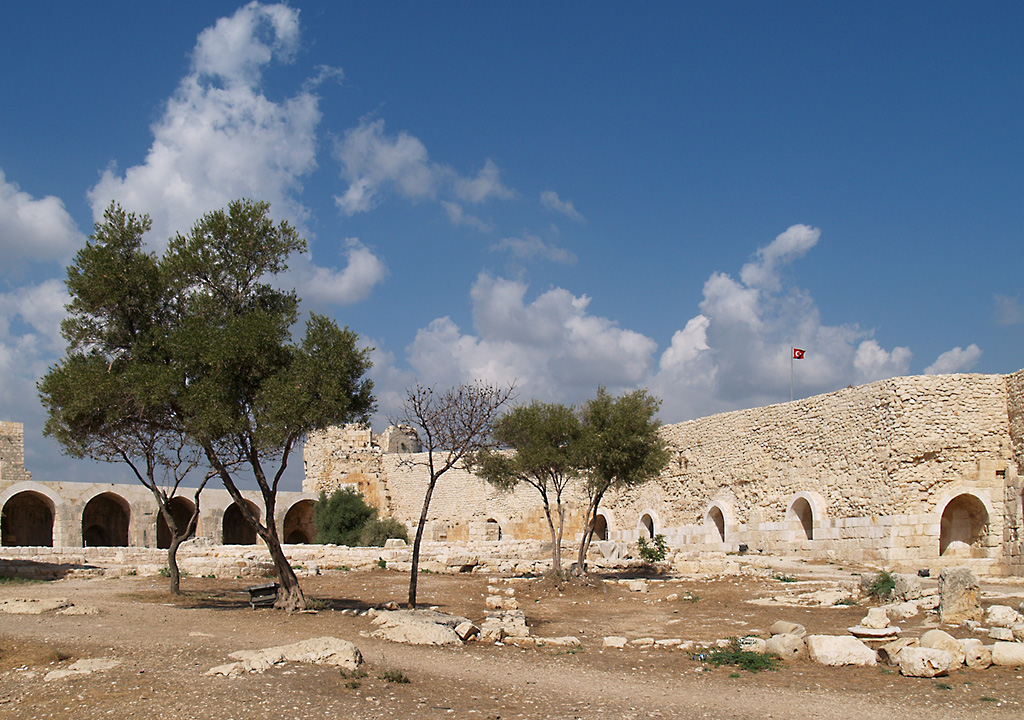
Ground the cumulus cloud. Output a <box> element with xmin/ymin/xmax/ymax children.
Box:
<box><xmin>490</xmin><ymin>233</ymin><xmax>576</xmax><ymax>264</ymax></box>
<box><xmin>398</xmin><ymin>274</ymin><xmax>656</xmax><ymax>405</ymax></box>
<box><xmin>287</xmin><ymin>238</ymin><xmax>387</xmax><ymax>306</ymax></box>
<box><xmin>87</xmin><ymin>1</ymin><xmax>320</xmax><ymax>245</ymax></box>
<box><xmin>540</xmin><ymin>190</ymin><xmax>584</xmax><ymax>222</ymax></box>
<box><xmin>442</xmin><ymin>201</ymin><xmax>492</xmax><ymax>232</ymax></box>
<box><xmin>334</xmin><ymin>118</ymin><xmax>514</xmax><ymax>223</ymax></box>
<box><xmin>924</xmin><ymin>344</ymin><xmax>982</xmax><ymax>375</ymax></box>
<box><xmin>0</xmin><ymin>169</ymin><xmax>84</xmax><ymax>273</ymax></box>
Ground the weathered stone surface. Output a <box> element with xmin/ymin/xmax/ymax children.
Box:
<box><xmin>603</xmin><ymin>636</ymin><xmax>628</xmax><ymax>648</ymax></box>
<box><xmin>738</xmin><ymin>636</ymin><xmax>767</xmax><ymax>653</ymax></box>
<box><xmin>988</xmin><ymin>627</ymin><xmax>1014</xmax><ymax>641</ymax></box>
<box><xmin>878</xmin><ymin>638</ymin><xmax>919</xmax><ymax>665</ymax></box>
<box><xmin>849</xmin><ymin>625</ymin><xmax>899</xmax><ymax>639</ymax></box>
<box><xmin>480</xmin><ymin>610</ymin><xmax>530</xmax><ymax>641</ymax></box>
<box><xmin>986</xmin><ymin>605</ymin><xmax>1022</xmax><ymax>628</ymax></box>
<box><xmin>486</xmin><ymin>595</ymin><xmax>519</xmax><ymax>610</ymax></box>
<box><xmin>888</xmin><ymin>601</ymin><xmax>919</xmax><ymax>620</ymax></box>
<box><xmin>370</xmin><ymin>609</ymin><xmax>468</xmax><ymax>646</ymax></box>
<box><xmin>938</xmin><ymin>567</ymin><xmax>982</xmax><ymax>625</ymax></box>
<box><xmin>991</xmin><ymin>642</ymin><xmax>1024</xmax><ymax>667</ymax></box>
<box><xmin>455</xmin><ymin>621</ymin><xmax>480</xmax><ymax>641</ymax></box>
<box><xmin>208</xmin><ymin>637</ymin><xmax>361</xmax><ymax>676</ymax></box>
<box><xmin>899</xmin><ymin>647</ymin><xmax>953</xmax><ymax>678</ymax></box>
<box><xmin>920</xmin><ymin>629</ymin><xmax>965</xmax><ymax>668</ymax></box>
<box><xmin>892</xmin><ymin>574</ymin><xmax>923</xmax><ymax>601</ymax></box>
<box><xmin>769</xmin><ymin>620</ymin><xmax>806</xmax><ymax>638</ymax></box>
<box><xmin>861</xmin><ymin>607</ymin><xmax>890</xmax><ymax>629</ymax></box>
<box><xmin>626</xmin><ymin>580</ymin><xmax>649</xmax><ymax>593</ymax></box>
<box><xmin>806</xmin><ymin>635</ymin><xmax>876</xmax><ymax>667</ymax></box>
<box><xmin>44</xmin><ymin>658</ymin><xmax>120</xmax><ymax>682</ymax></box>
<box><xmin>964</xmin><ymin>644</ymin><xmax>993</xmax><ymax>670</ymax></box>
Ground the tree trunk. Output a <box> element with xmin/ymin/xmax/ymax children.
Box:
<box><xmin>542</xmin><ymin>502</ymin><xmax>560</xmax><ymax>576</ymax></box>
<box><xmin>576</xmin><ymin>494</ymin><xmax>603</xmax><ymax>573</ymax></box>
<box><xmin>167</xmin><ymin>536</ymin><xmax>183</xmax><ymax>594</ymax></box>
<box><xmin>408</xmin><ymin>475</ymin><xmax>438</xmax><ymax>608</ymax></box>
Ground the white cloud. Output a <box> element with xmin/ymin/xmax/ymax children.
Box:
<box><xmin>853</xmin><ymin>340</ymin><xmax>912</xmax><ymax>384</ymax></box>
<box><xmin>88</xmin><ymin>2</ymin><xmax>320</xmax><ymax>246</ymax></box>
<box><xmin>398</xmin><ymin>274</ymin><xmax>656</xmax><ymax>406</ymax></box>
<box><xmin>334</xmin><ymin>118</ymin><xmax>515</xmax><ymax>224</ymax></box>
<box><xmin>540</xmin><ymin>190</ymin><xmax>584</xmax><ymax>222</ymax></box>
<box><xmin>287</xmin><ymin>238</ymin><xmax>387</xmax><ymax>306</ymax></box>
<box><xmin>0</xmin><ymin>169</ymin><xmax>84</xmax><ymax>273</ymax></box>
<box><xmin>924</xmin><ymin>344</ymin><xmax>982</xmax><ymax>375</ymax></box>
<box><xmin>740</xmin><ymin>224</ymin><xmax>820</xmax><ymax>292</ymax></box>
<box><xmin>490</xmin><ymin>233</ymin><xmax>576</xmax><ymax>264</ymax></box>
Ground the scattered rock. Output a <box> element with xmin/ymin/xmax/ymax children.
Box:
<box><xmin>208</xmin><ymin>637</ymin><xmax>361</xmax><ymax>676</ymax></box>
<box><xmin>371</xmin><ymin>610</ymin><xmax>466</xmax><ymax>646</ymax></box>
<box><xmin>986</xmin><ymin>605</ymin><xmax>1022</xmax><ymax>628</ymax></box>
<box><xmin>769</xmin><ymin>620</ymin><xmax>806</xmax><ymax>638</ymax></box>
<box><xmin>919</xmin><ymin>629</ymin><xmax>965</xmax><ymax>668</ymax></box>
<box><xmin>806</xmin><ymin>635</ymin><xmax>876</xmax><ymax>667</ymax></box>
<box><xmin>603</xmin><ymin>636</ymin><xmax>628</xmax><ymax>648</ymax></box>
<box><xmin>899</xmin><ymin>647</ymin><xmax>953</xmax><ymax>677</ymax></box>
<box><xmin>938</xmin><ymin>567</ymin><xmax>982</xmax><ymax>625</ymax></box>
<box><xmin>455</xmin><ymin>621</ymin><xmax>480</xmax><ymax>641</ymax></box>
<box><xmin>878</xmin><ymin>638</ymin><xmax>919</xmax><ymax>665</ymax></box>
<box><xmin>738</xmin><ymin>636</ymin><xmax>767</xmax><ymax>653</ymax></box>
<box><xmin>480</xmin><ymin>610</ymin><xmax>530</xmax><ymax>642</ymax></box>
<box><xmin>860</xmin><ymin>607</ymin><xmax>890</xmax><ymax>629</ymax></box>
<box><xmin>766</xmin><ymin>633</ymin><xmax>806</xmax><ymax>660</ymax></box>
<box><xmin>44</xmin><ymin>658</ymin><xmax>120</xmax><ymax>682</ymax></box>
<box><xmin>56</xmin><ymin>605</ymin><xmax>98</xmax><ymax>616</ymax></box>
<box><xmin>988</xmin><ymin>627</ymin><xmax>1014</xmax><ymax>641</ymax></box>
<box><xmin>486</xmin><ymin>595</ymin><xmax>519</xmax><ymax>610</ymax></box>
<box><xmin>626</xmin><ymin>580</ymin><xmax>649</xmax><ymax>593</ymax></box>
<box><xmin>964</xmin><ymin>643</ymin><xmax>993</xmax><ymax>670</ymax></box>
<box><xmin>893</xmin><ymin>573</ymin><xmax>922</xmax><ymax>601</ymax></box>
<box><xmin>888</xmin><ymin>601</ymin><xmax>919</xmax><ymax>620</ymax></box>
<box><xmin>849</xmin><ymin>625</ymin><xmax>899</xmax><ymax>639</ymax></box>
<box><xmin>991</xmin><ymin>641</ymin><xmax>1024</xmax><ymax>667</ymax></box>
<box><xmin>630</xmin><ymin>637</ymin><xmax>655</xmax><ymax>647</ymax></box>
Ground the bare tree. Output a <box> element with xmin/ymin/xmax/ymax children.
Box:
<box><xmin>394</xmin><ymin>381</ymin><xmax>514</xmax><ymax>608</ymax></box>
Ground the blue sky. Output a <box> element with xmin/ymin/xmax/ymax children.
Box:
<box><xmin>1</xmin><ymin>2</ymin><xmax>1021</xmax><ymax>490</ymax></box>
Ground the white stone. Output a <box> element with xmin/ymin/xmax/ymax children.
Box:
<box><xmin>806</xmin><ymin>635</ymin><xmax>876</xmax><ymax>667</ymax></box>
<box><xmin>986</xmin><ymin>605</ymin><xmax>1022</xmax><ymax>628</ymax></box>
<box><xmin>988</xmin><ymin>627</ymin><xmax>1014</xmax><ymax>641</ymax></box>
<box><xmin>861</xmin><ymin>607</ymin><xmax>890</xmax><ymax>629</ymax></box>
<box><xmin>768</xmin><ymin>620</ymin><xmax>806</xmax><ymax>638</ymax></box>
<box><xmin>991</xmin><ymin>642</ymin><xmax>1024</xmax><ymax>667</ymax></box>
<box><xmin>209</xmin><ymin>637</ymin><xmax>362</xmax><ymax>676</ymax></box>
<box><xmin>919</xmin><ymin>629</ymin><xmax>965</xmax><ymax>668</ymax></box>
<box><xmin>899</xmin><ymin>647</ymin><xmax>953</xmax><ymax>678</ymax></box>
<box><xmin>603</xmin><ymin>636</ymin><xmax>628</xmax><ymax>648</ymax></box>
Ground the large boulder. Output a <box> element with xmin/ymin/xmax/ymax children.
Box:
<box><xmin>986</xmin><ymin>605</ymin><xmax>1023</xmax><ymax>628</ymax></box>
<box><xmin>370</xmin><ymin>609</ymin><xmax>467</xmax><ymax>646</ymax></box>
<box><xmin>806</xmin><ymin>635</ymin><xmax>876</xmax><ymax>667</ymax></box>
<box><xmin>769</xmin><ymin>620</ymin><xmax>807</xmax><ymax>638</ymax></box>
<box><xmin>208</xmin><ymin>637</ymin><xmax>362</xmax><ymax>676</ymax></box>
<box><xmin>766</xmin><ymin>633</ymin><xmax>806</xmax><ymax>660</ymax></box>
<box><xmin>878</xmin><ymin>638</ymin><xmax>919</xmax><ymax>665</ymax></box>
<box><xmin>964</xmin><ymin>643</ymin><xmax>993</xmax><ymax>670</ymax></box>
<box><xmin>938</xmin><ymin>567</ymin><xmax>982</xmax><ymax>625</ymax></box>
<box><xmin>893</xmin><ymin>573</ymin><xmax>923</xmax><ymax>601</ymax></box>
<box><xmin>899</xmin><ymin>647</ymin><xmax>953</xmax><ymax>678</ymax></box>
<box><xmin>920</xmin><ymin>629</ymin><xmax>965</xmax><ymax>668</ymax></box>
<box><xmin>991</xmin><ymin>642</ymin><xmax>1024</xmax><ymax>667</ymax></box>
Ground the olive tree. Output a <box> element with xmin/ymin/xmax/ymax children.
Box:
<box><xmin>473</xmin><ymin>401</ymin><xmax>584</xmax><ymax>576</ymax></box>
<box><xmin>576</xmin><ymin>388</ymin><xmax>671</xmax><ymax>573</ymax></box>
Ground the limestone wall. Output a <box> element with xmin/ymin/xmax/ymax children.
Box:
<box><xmin>0</xmin><ymin>422</ymin><xmax>33</xmax><ymax>486</ymax></box>
<box><xmin>305</xmin><ymin>370</ymin><xmax>1024</xmax><ymax>575</ymax></box>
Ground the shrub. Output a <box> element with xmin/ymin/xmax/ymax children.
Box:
<box><xmin>636</xmin><ymin>534</ymin><xmax>668</xmax><ymax>562</ymax></box>
<box><xmin>868</xmin><ymin>570</ymin><xmax>897</xmax><ymax>600</ymax></box>
<box><xmin>314</xmin><ymin>488</ymin><xmax>377</xmax><ymax>546</ymax></box>
<box><xmin>703</xmin><ymin>639</ymin><xmax>780</xmax><ymax>673</ymax></box>
<box><xmin>358</xmin><ymin>517</ymin><xmax>409</xmax><ymax>547</ymax></box>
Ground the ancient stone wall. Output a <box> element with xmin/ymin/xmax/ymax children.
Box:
<box><xmin>0</xmin><ymin>422</ymin><xmax>33</xmax><ymax>486</ymax></box>
<box><xmin>305</xmin><ymin>370</ymin><xmax>1024</xmax><ymax>575</ymax></box>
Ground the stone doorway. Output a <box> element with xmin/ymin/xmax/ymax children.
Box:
<box><xmin>1</xmin><ymin>491</ymin><xmax>54</xmax><ymax>546</ymax></box>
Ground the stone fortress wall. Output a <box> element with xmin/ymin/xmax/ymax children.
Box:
<box><xmin>0</xmin><ymin>422</ymin><xmax>318</xmax><ymax>550</ymax></box>
<box><xmin>304</xmin><ymin>370</ymin><xmax>1024</xmax><ymax>576</ymax></box>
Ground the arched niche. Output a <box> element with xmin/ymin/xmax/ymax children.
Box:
<box><xmin>82</xmin><ymin>492</ymin><xmax>131</xmax><ymax>547</ymax></box>
<box><xmin>1</xmin><ymin>491</ymin><xmax>55</xmax><ymax>546</ymax></box>
<box><xmin>592</xmin><ymin>512</ymin><xmax>609</xmax><ymax>541</ymax></box>
<box><xmin>639</xmin><ymin>513</ymin><xmax>655</xmax><ymax>539</ymax></box>
<box><xmin>222</xmin><ymin>500</ymin><xmax>260</xmax><ymax>545</ymax></box>
<box><xmin>283</xmin><ymin>499</ymin><xmax>316</xmax><ymax>544</ymax></box>
<box><xmin>157</xmin><ymin>497</ymin><xmax>197</xmax><ymax>549</ymax></box>
<box><xmin>706</xmin><ymin>505</ymin><xmax>726</xmax><ymax>542</ymax></box>
<box><xmin>939</xmin><ymin>492</ymin><xmax>989</xmax><ymax>557</ymax></box>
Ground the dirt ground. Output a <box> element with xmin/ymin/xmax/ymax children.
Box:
<box><xmin>2</xmin><ymin>559</ymin><xmax>1024</xmax><ymax>720</ymax></box>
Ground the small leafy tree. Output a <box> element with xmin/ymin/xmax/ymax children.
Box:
<box><xmin>576</xmin><ymin>388</ymin><xmax>671</xmax><ymax>573</ymax></box>
<box><xmin>39</xmin><ymin>204</ymin><xmax>206</xmax><ymax>594</ymax></box>
<box><xmin>358</xmin><ymin>517</ymin><xmax>409</xmax><ymax>547</ymax></box>
<box><xmin>394</xmin><ymin>381</ymin><xmax>514</xmax><ymax>607</ymax></box>
<box><xmin>313</xmin><ymin>488</ymin><xmax>377</xmax><ymax>546</ymax></box>
<box><xmin>473</xmin><ymin>401</ymin><xmax>584</xmax><ymax>576</ymax></box>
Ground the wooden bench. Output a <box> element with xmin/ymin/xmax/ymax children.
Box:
<box><xmin>246</xmin><ymin>582</ymin><xmax>280</xmax><ymax>609</ymax></box>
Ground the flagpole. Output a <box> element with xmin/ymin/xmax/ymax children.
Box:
<box><xmin>790</xmin><ymin>347</ymin><xmax>794</xmax><ymax>402</ymax></box>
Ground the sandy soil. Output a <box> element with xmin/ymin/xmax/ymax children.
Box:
<box><xmin>2</xmin><ymin>560</ymin><xmax>1024</xmax><ymax>720</ymax></box>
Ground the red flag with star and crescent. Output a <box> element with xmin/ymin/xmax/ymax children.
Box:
<box><xmin>792</xmin><ymin>348</ymin><xmax>805</xmax><ymax>360</ymax></box>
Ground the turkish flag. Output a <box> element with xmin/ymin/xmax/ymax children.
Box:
<box><xmin>792</xmin><ymin>348</ymin><xmax>805</xmax><ymax>359</ymax></box>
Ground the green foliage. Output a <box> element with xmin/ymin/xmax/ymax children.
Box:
<box><xmin>868</xmin><ymin>570</ymin><xmax>897</xmax><ymax>600</ymax></box>
<box><xmin>314</xmin><ymin>488</ymin><xmax>377</xmax><ymax>546</ymax></box>
<box><xmin>0</xmin><ymin>575</ymin><xmax>49</xmax><ymax>585</ymax></box>
<box><xmin>636</xmin><ymin>534</ymin><xmax>669</xmax><ymax>562</ymax></box>
<box><xmin>703</xmin><ymin>639</ymin><xmax>780</xmax><ymax>673</ymax></box>
<box><xmin>359</xmin><ymin>517</ymin><xmax>409</xmax><ymax>547</ymax></box>
<box><xmin>380</xmin><ymin>669</ymin><xmax>410</xmax><ymax>684</ymax></box>
<box><xmin>773</xmin><ymin>573</ymin><xmax>797</xmax><ymax>583</ymax></box>
<box><xmin>377</xmin><ymin>558</ymin><xmax>388</xmax><ymax>570</ymax></box>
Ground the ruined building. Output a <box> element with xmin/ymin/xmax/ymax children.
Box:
<box><xmin>303</xmin><ymin>370</ymin><xmax>1024</xmax><ymax>576</ymax></box>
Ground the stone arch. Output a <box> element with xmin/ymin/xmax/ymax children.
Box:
<box><xmin>157</xmin><ymin>497</ymin><xmax>197</xmax><ymax>549</ymax></box>
<box><xmin>1</xmin><ymin>490</ymin><xmax>55</xmax><ymax>546</ymax></box>
<box><xmin>706</xmin><ymin>505</ymin><xmax>726</xmax><ymax>542</ymax></box>
<box><xmin>222</xmin><ymin>500</ymin><xmax>260</xmax><ymax>545</ymax></box>
<box><xmin>639</xmin><ymin>512</ymin><xmax>655</xmax><ymax>539</ymax></box>
<box><xmin>786</xmin><ymin>492</ymin><xmax>825</xmax><ymax>541</ymax></box>
<box><xmin>485</xmin><ymin>517</ymin><xmax>502</xmax><ymax>541</ymax></box>
<box><xmin>592</xmin><ymin>512</ymin><xmax>609</xmax><ymax>541</ymax></box>
<box><xmin>939</xmin><ymin>492</ymin><xmax>990</xmax><ymax>557</ymax></box>
<box><xmin>82</xmin><ymin>492</ymin><xmax>131</xmax><ymax>547</ymax></box>
<box><xmin>283</xmin><ymin>499</ymin><xmax>316</xmax><ymax>544</ymax></box>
